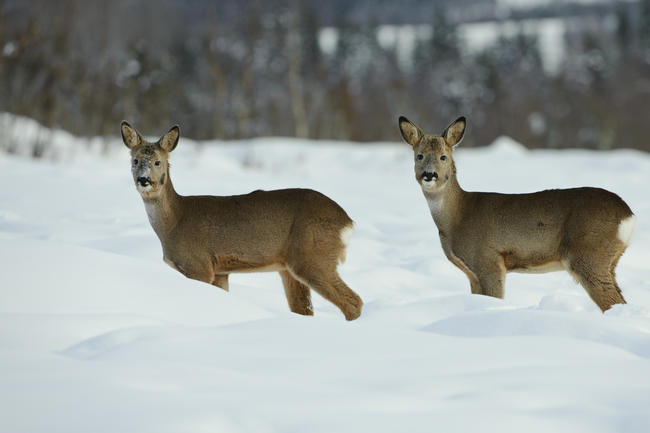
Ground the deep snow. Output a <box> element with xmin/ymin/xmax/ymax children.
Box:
<box><xmin>1</xmin><ymin>121</ymin><xmax>650</xmax><ymax>432</ymax></box>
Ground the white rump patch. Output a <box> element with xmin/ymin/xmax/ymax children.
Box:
<box><xmin>338</xmin><ymin>223</ymin><xmax>354</xmax><ymax>264</ymax></box>
<box><xmin>617</xmin><ymin>214</ymin><xmax>636</xmax><ymax>246</ymax></box>
<box><xmin>340</xmin><ymin>224</ymin><xmax>354</xmax><ymax>247</ymax></box>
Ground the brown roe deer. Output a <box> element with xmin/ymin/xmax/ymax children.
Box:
<box><xmin>398</xmin><ymin>116</ymin><xmax>636</xmax><ymax>312</ymax></box>
<box><xmin>121</xmin><ymin>122</ymin><xmax>362</xmax><ymax>320</ymax></box>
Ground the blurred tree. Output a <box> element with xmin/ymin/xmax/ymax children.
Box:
<box><xmin>640</xmin><ymin>0</ymin><xmax>650</xmax><ymax>51</ymax></box>
<box><xmin>0</xmin><ymin>0</ymin><xmax>648</xmax><ymax>153</ymax></box>
<box><xmin>431</xmin><ymin>5</ymin><xmax>460</xmax><ymax>62</ymax></box>
<box><xmin>287</xmin><ymin>1</ymin><xmax>309</xmax><ymax>138</ymax></box>
<box><xmin>616</xmin><ymin>4</ymin><xmax>631</xmax><ymax>52</ymax></box>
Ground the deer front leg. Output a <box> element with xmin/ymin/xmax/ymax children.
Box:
<box><xmin>447</xmin><ymin>253</ymin><xmax>481</xmax><ymax>295</ymax></box>
<box><xmin>164</xmin><ymin>256</ymin><xmax>215</xmax><ymax>286</ymax></box>
<box><xmin>469</xmin><ymin>279</ymin><xmax>482</xmax><ymax>295</ymax></box>
<box><xmin>211</xmin><ymin>274</ymin><xmax>229</xmax><ymax>292</ymax></box>
<box><xmin>460</xmin><ymin>268</ymin><xmax>481</xmax><ymax>294</ymax></box>
<box><xmin>475</xmin><ymin>259</ymin><xmax>506</xmax><ymax>299</ymax></box>
<box><xmin>279</xmin><ymin>271</ymin><xmax>313</xmax><ymax>316</ymax></box>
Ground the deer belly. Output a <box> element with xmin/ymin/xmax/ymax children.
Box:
<box><xmin>211</xmin><ymin>254</ymin><xmax>284</xmax><ymax>273</ymax></box>
<box><xmin>503</xmin><ymin>250</ymin><xmax>564</xmax><ymax>274</ymax></box>
<box><xmin>509</xmin><ymin>261</ymin><xmax>564</xmax><ymax>274</ymax></box>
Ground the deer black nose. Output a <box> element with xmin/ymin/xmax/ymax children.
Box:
<box><xmin>137</xmin><ymin>176</ymin><xmax>151</xmax><ymax>186</ymax></box>
<box><xmin>423</xmin><ymin>172</ymin><xmax>437</xmax><ymax>182</ymax></box>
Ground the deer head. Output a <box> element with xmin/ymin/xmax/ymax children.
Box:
<box><xmin>399</xmin><ymin>116</ymin><xmax>465</xmax><ymax>193</ymax></box>
<box><xmin>121</xmin><ymin>121</ymin><xmax>179</xmax><ymax>200</ymax></box>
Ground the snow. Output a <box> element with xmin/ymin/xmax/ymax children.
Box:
<box><xmin>317</xmin><ymin>27</ymin><xmax>338</xmax><ymax>55</ymax></box>
<box><xmin>1</xmin><ymin>116</ymin><xmax>650</xmax><ymax>432</ymax></box>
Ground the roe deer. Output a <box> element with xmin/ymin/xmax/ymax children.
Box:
<box><xmin>398</xmin><ymin>116</ymin><xmax>636</xmax><ymax>312</ymax></box>
<box><xmin>121</xmin><ymin>121</ymin><xmax>362</xmax><ymax>320</ymax></box>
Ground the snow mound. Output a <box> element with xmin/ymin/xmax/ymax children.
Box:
<box><xmin>424</xmin><ymin>309</ymin><xmax>650</xmax><ymax>359</ymax></box>
<box><xmin>488</xmin><ymin>135</ymin><xmax>529</xmax><ymax>154</ymax></box>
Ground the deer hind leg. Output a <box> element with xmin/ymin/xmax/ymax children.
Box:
<box><xmin>608</xmin><ymin>247</ymin><xmax>627</xmax><ymax>300</ymax></box>
<box><xmin>565</xmin><ymin>255</ymin><xmax>626</xmax><ymax>312</ymax></box>
<box><xmin>287</xmin><ymin>264</ymin><xmax>362</xmax><ymax>321</ymax></box>
<box><xmin>285</xmin><ymin>223</ymin><xmax>362</xmax><ymax>320</ymax></box>
<box><xmin>609</xmin><ymin>244</ymin><xmax>629</xmax><ymax>284</ymax></box>
<box><xmin>279</xmin><ymin>270</ymin><xmax>313</xmax><ymax>316</ymax></box>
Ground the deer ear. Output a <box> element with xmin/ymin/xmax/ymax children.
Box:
<box><xmin>442</xmin><ymin>116</ymin><xmax>466</xmax><ymax>147</ymax></box>
<box><xmin>159</xmin><ymin>125</ymin><xmax>180</xmax><ymax>152</ymax></box>
<box><xmin>398</xmin><ymin>116</ymin><xmax>423</xmax><ymax>147</ymax></box>
<box><xmin>121</xmin><ymin>121</ymin><xmax>142</xmax><ymax>149</ymax></box>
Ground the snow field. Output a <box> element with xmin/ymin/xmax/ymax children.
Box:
<box><xmin>1</xmin><ymin>129</ymin><xmax>650</xmax><ymax>432</ymax></box>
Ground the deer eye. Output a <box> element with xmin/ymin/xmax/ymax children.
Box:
<box><xmin>417</xmin><ymin>154</ymin><xmax>424</xmax><ymax>161</ymax></box>
<box><xmin>155</xmin><ymin>160</ymin><xmax>161</xmax><ymax>166</ymax></box>
<box><xmin>133</xmin><ymin>159</ymin><xmax>138</xmax><ymax>166</ymax></box>
<box><xmin>440</xmin><ymin>155</ymin><xmax>447</xmax><ymax>161</ymax></box>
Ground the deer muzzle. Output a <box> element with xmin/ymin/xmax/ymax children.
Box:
<box><xmin>137</xmin><ymin>176</ymin><xmax>152</xmax><ymax>187</ymax></box>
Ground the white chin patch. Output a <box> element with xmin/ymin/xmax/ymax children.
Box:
<box><xmin>137</xmin><ymin>185</ymin><xmax>153</xmax><ymax>193</ymax></box>
<box><xmin>421</xmin><ymin>179</ymin><xmax>437</xmax><ymax>189</ymax></box>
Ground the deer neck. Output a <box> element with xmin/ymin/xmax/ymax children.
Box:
<box><xmin>423</xmin><ymin>173</ymin><xmax>465</xmax><ymax>235</ymax></box>
<box><xmin>142</xmin><ymin>170</ymin><xmax>182</xmax><ymax>237</ymax></box>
